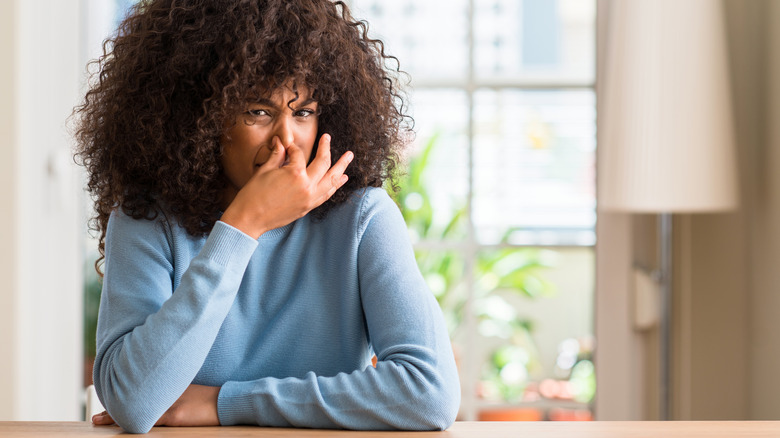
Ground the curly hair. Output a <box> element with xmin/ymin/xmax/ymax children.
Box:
<box><xmin>73</xmin><ymin>0</ymin><xmax>411</xmax><ymax>273</ymax></box>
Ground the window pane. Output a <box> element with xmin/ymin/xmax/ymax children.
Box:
<box><xmin>474</xmin><ymin>0</ymin><xmax>596</xmax><ymax>84</ymax></box>
<box><xmin>474</xmin><ymin>247</ymin><xmax>594</xmax><ymax>418</ymax></box>
<box><xmin>473</xmin><ymin>89</ymin><xmax>596</xmax><ymax>245</ymax></box>
<box><xmin>350</xmin><ymin>0</ymin><xmax>469</xmax><ymax>82</ymax></box>
<box><xmin>412</xmin><ymin>248</ymin><xmax>470</xmax><ymax>410</ymax></box>
<box><xmin>398</xmin><ymin>89</ymin><xmax>470</xmax><ymax>242</ymax></box>
<box><xmin>413</xmin><ymin>249</ymin><xmax>468</xmax><ymax>336</ymax></box>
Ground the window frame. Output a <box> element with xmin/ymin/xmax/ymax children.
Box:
<box><xmin>347</xmin><ymin>0</ymin><xmax>598</xmax><ymax>420</ymax></box>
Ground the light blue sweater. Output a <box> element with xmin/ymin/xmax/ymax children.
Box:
<box><xmin>93</xmin><ymin>187</ymin><xmax>460</xmax><ymax>433</ymax></box>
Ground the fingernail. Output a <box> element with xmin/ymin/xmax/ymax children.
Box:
<box><xmin>347</xmin><ymin>151</ymin><xmax>354</xmax><ymax>162</ymax></box>
<box><xmin>323</xmin><ymin>133</ymin><xmax>331</xmax><ymax>142</ymax></box>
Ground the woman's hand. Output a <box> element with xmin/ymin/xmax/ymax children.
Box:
<box><xmin>92</xmin><ymin>384</ymin><xmax>221</xmax><ymax>427</ymax></box>
<box><xmin>220</xmin><ymin>134</ymin><xmax>353</xmax><ymax>239</ymax></box>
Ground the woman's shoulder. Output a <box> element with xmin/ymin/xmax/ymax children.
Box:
<box><xmin>331</xmin><ymin>187</ymin><xmax>399</xmax><ymax>220</ymax></box>
<box><xmin>106</xmin><ymin>207</ymin><xmax>192</xmax><ymax>250</ymax></box>
<box><xmin>327</xmin><ymin>187</ymin><xmax>404</xmax><ymax>237</ymax></box>
<box><xmin>108</xmin><ymin>207</ymin><xmax>174</xmax><ymax>233</ymax></box>
<box><xmin>108</xmin><ymin>208</ymin><xmax>160</xmax><ymax>232</ymax></box>
<box><xmin>311</xmin><ymin>187</ymin><xmax>399</xmax><ymax>231</ymax></box>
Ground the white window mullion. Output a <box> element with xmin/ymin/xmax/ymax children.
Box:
<box><xmin>460</xmin><ymin>0</ymin><xmax>480</xmax><ymax>421</ymax></box>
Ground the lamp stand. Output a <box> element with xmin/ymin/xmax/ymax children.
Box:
<box><xmin>659</xmin><ymin>213</ymin><xmax>673</xmax><ymax>420</ymax></box>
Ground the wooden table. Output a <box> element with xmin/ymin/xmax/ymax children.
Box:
<box><xmin>2</xmin><ymin>421</ymin><xmax>780</xmax><ymax>437</ymax></box>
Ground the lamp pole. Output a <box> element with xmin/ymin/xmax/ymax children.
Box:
<box><xmin>658</xmin><ymin>213</ymin><xmax>673</xmax><ymax>420</ymax></box>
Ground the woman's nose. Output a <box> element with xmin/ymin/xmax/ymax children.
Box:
<box><xmin>273</xmin><ymin>116</ymin><xmax>295</xmax><ymax>148</ymax></box>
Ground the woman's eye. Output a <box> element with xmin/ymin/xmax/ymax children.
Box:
<box><xmin>246</xmin><ymin>109</ymin><xmax>269</xmax><ymax>117</ymax></box>
<box><xmin>295</xmin><ymin>109</ymin><xmax>316</xmax><ymax>118</ymax></box>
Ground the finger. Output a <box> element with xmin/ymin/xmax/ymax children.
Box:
<box><xmin>327</xmin><ymin>174</ymin><xmax>349</xmax><ymax>197</ymax></box>
<box><xmin>310</xmin><ymin>173</ymin><xmax>348</xmax><ymax>209</ymax></box>
<box><xmin>285</xmin><ymin>143</ymin><xmax>307</xmax><ymax>169</ymax></box>
<box><xmin>307</xmin><ymin>133</ymin><xmax>333</xmax><ymax>178</ymax></box>
<box><xmin>258</xmin><ymin>137</ymin><xmax>286</xmax><ymax>172</ymax></box>
<box><xmin>332</xmin><ymin>150</ymin><xmax>353</xmax><ymax>176</ymax></box>
<box><xmin>318</xmin><ymin>150</ymin><xmax>353</xmax><ymax>190</ymax></box>
<box><xmin>92</xmin><ymin>411</ymin><xmax>115</xmax><ymax>425</ymax></box>
<box><xmin>314</xmin><ymin>155</ymin><xmax>352</xmax><ymax>204</ymax></box>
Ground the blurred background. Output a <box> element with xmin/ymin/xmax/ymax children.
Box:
<box><xmin>0</xmin><ymin>0</ymin><xmax>778</xmax><ymax>423</ymax></box>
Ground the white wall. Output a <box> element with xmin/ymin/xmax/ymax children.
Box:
<box><xmin>0</xmin><ymin>0</ymin><xmax>20</xmax><ymax>419</ymax></box>
<box><xmin>593</xmin><ymin>0</ymin><xmax>646</xmax><ymax>420</ymax></box>
<box><xmin>595</xmin><ymin>0</ymin><xmax>761</xmax><ymax>421</ymax></box>
<box><xmin>611</xmin><ymin>0</ymin><xmax>780</xmax><ymax>421</ymax></box>
<box><xmin>749</xmin><ymin>0</ymin><xmax>780</xmax><ymax>419</ymax></box>
<box><xmin>668</xmin><ymin>0</ymin><xmax>764</xmax><ymax>420</ymax></box>
<box><xmin>0</xmin><ymin>0</ymin><xmax>84</xmax><ymax>420</ymax></box>
<box><xmin>675</xmin><ymin>0</ymin><xmax>780</xmax><ymax>420</ymax></box>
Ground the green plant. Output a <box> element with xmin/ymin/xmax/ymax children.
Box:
<box><xmin>388</xmin><ymin>133</ymin><xmax>556</xmax><ymax>403</ymax></box>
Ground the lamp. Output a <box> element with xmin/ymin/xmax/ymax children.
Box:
<box><xmin>599</xmin><ymin>0</ymin><xmax>738</xmax><ymax>420</ymax></box>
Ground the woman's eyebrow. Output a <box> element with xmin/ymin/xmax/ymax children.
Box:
<box><xmin>252</xmin><ymin>97</ymin><xmax>276</xmax><ymax>107</ymax></box>
<box><xmin>251</xmin><ymin>97</ymin><xmax>317</xmax><ymax>108</ymax></box>
<box><xmin>295</xmin><ymin>97</ymin><xmax>317</xmax><ymax>107</ymax></box>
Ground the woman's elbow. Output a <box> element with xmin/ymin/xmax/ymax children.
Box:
<box><xmin>407</xmin><ymin>378</ymin><xmax>460</xmax><ymax>430</ymax></box>
<box><xmin>116</xmin><ymin>419</ymin><xmax>156</xmax><ymax>435</ymax></box>
<box><xmin>430</xmin><ymin>387</ymin><xmax>461</xmax><ymax>430</ymax></box>
<box><xmin>97</xmin><ymin>390</ymin><xmax>161</xmax><ymax>434</ymax></box>
<box><xmin>102</xmin><ymin>405</ymin><xmax>157</xmax><ymax>434</ymax></box>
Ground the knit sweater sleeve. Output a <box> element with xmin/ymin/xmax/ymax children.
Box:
<box><xmin>93</xmin><ymin>212</ymin><xmax>258</xmax><ymax>434</ymax></box>
<box><xmin>217</xmin><ymin>189</ymin><xmax>461</xmax><ymax>430</ymax></box>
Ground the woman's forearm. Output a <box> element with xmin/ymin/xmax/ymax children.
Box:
<box><xmin>94</xmin><ymin>216</ymin><xmax>257</xmax><ymax>433</ymax></box>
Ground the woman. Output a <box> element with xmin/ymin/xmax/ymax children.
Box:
<box><xmin>74</xmin><ymin>0</ymin><xmax>460</xmax><ymax>433</ymax></box>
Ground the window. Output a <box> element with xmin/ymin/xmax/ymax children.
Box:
<box><xmin>82</xmin><ymin>0</ymin><xmax>597</xmax><ymax>422</ymax></box>
<box><xmin>349</xmin><ymin>0</ymin><xmax>597</xmax><ymax>421</ymax></box>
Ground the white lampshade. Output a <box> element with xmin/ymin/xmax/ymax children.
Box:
<box><xmin>599</xmin><ymin>0</ymin><xmax>738</xmax><ymax>213</ymax></box>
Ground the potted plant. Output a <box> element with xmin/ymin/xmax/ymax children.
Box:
<box><xmin>388</xmin><ymin>133</ymin><xmax>556</xmax><ymax>420</ymax></box>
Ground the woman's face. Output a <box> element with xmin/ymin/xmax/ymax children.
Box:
<box><xmin>220</xmin><ymin>84</ymin><xmax>319</xmax><ymax>207</ymax></box>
